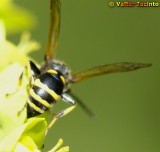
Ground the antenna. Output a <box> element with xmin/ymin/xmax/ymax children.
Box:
<box><xmin>44</xmin><ymin>0</ymin><xmax>61</xmax><ymax>62</ymax></box>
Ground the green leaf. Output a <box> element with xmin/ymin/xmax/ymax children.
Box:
<box><xmin>0</xmin><ymin>63</ymin><xmax>27</xmax><ymax>139</ymax></box>
<box><xmin>0</xmin><ymin>117</ymin><xmax>47</xmax><ymax>152</ymax></box>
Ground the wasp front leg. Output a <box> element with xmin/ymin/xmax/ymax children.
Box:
<box><xmin>7</xmin><ymin>61</ymin><xmax>41</xmax><ymax>116</ymax></box>
<box><xmin>13</xmin><ymin>61</ymin><xmax>41</xmax><ymax>94</ymax></box>
<box><xmin>19</xmin><ymin>60</ymin><xmax>41</xmax><ymax>107</ymax></box>
<box><xmin>47</xmin><ymin>93</ymin><xmax>76</xmax><ymax>130</ymax></box>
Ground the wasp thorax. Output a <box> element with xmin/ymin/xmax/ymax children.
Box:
<box><xmin>41</xmin><ymin>59</ymin><xmax>72</xmax><ymax>88</ymax></box>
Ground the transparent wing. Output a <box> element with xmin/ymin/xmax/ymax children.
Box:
<box><xmin>67</xmin><ymin>90</ymin><xmax>95</xmax><ymax>118</ymax></box>
<box><xmin>44</xmin><ymin>0</ymin><xmax>61</xmax><ymax>62</ymax></box>
<box><xmin>71</xmin><ymin>62</ymin><xmax>152</xmax><ymax>83</ymax></box>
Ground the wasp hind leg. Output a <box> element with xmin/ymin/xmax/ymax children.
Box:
<box><xmin>47</xmin><ymin>93</ymin><xmax>76</xmax><ymax>130</ymax></box>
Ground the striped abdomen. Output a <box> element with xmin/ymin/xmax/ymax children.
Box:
<box><xmin>27</xmin><ymin>71</ymin><xmax>65</xmax><ymax>118</ymax></box>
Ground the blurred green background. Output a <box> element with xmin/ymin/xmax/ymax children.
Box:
<box><xmin>11</xmin><ymin>0</ymin><xmax>160</xmax><ymax>151</ymax></box>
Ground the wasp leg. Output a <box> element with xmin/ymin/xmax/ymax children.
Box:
<box><xmin>47</xmin><ymin>93</ymin><xmax>76</xmax><ymax>130</ymax></box>
<box><xmin>6</xmin><ymin>61</ymin><xmax>41</xmax><ymax>96</ymax></box>
<box><xmin>17</xmin><ymin>61</ymin><xmax>41</xmax><ymax>116</ymax></box>
<box><xmin>5</xmin><ymin>69</ymin><xmax>23</xmax><ymax>97</ymax></box>
<box><xmin>25</xmin><ymin>60</ymin><xmax>41</xmax><ymax>88</ymax></box>
<box><xmin>19</xmin><ymin>60</ymin><xmax>41</xmax><ymax>88</ymax></box>
<box><xmin>6</xmin><ymin>61</ymin><xmax>41</xmax><ymax>117</ymax></box>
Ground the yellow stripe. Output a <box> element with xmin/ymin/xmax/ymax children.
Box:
<box><xmin>60</xmin><ymin>75</ymin><xmax>65</xmax><ymax>85</ymax></box>
<box><xmin>47</xmin><ymin>69</ymin><xmax>58</xmax><ymax>75</ymax></box>
<box><xmin>47</xmin><ymin>69</ymin><xmax>66</xmax><ymax>85</ymax></box>
<box><xmin>33</xmin><ymin>79</ymin><xmax>60</xmax><ymax>101</ymax></box>
<box><xmin>30</xmin><ymin>89</ymin><xmax>52</xmax><ymax>108</ymax></box>
<box><xmin>27</xmin><ymin>99</ymin><xmax>44</xmax><ymax>113</ymax></box>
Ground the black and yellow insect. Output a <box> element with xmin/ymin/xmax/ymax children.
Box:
<box><xmin>23</xmin><ymin>0</ymin><xmax>151</xmax><ymax>129</ymax></box>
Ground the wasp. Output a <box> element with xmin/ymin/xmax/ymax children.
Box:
<box><xmin>19</xmin><ymin>0</ymin><xmax>151</xmax><ymax>129</ymax></box>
